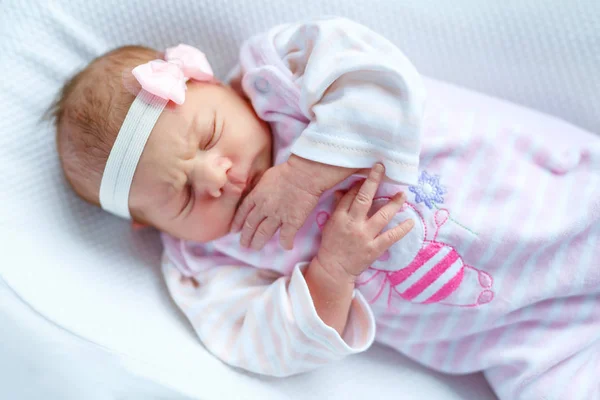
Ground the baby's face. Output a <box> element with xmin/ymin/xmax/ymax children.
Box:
<box><xmin>129</xmin><ymin>81</ymin><xmax>272</xmax><ymax>242</ymax></box>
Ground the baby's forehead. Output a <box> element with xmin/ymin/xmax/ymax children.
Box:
<box><xmin>155</xmin><ymin>90</ymin><xmax>214</xmax><ymax>139</ymax></box>
<box><xmin>142</xmin><ymin>106</ymin><xmax>197</xmax><ymax>165</ymax></box>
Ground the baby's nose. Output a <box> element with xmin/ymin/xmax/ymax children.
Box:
<box><xmin>206</xmin><ymin>157</ymin><xmax>232</xmax><ymax>198</ymax></box>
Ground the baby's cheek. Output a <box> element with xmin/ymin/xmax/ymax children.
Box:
<box><xmin>191</xmin><ymin>201</ymin><xmax>237</xmax><ymax>241</ymax></box>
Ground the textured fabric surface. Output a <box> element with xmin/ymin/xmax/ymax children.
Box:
<box><xmin>0</xmin><ymin>0</ymin><xmax>598</xmax><ymax>398</ymax></box>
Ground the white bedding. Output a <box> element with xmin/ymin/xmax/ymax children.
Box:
<box><xmin>1</xmin><ymin>0</ymin><xmax>598</xmax><ymax>398</ymax></box>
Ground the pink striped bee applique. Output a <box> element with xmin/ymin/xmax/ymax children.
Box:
<box><xmin>316</xmin><ymin>172</ymin><xmax>494</xmax><ymax>309</ymax></box>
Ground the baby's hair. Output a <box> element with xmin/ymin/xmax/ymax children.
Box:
<box><xmin>48</xmin><ymin>45</ymin><xmax>160</xmax><ymax>210</ymax></box>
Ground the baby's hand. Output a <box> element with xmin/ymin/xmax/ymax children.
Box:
<box><xmin>230</xmin><ymin>161</ymin><xmax>321</xmax><ymax>250</ymax></box>
<box><xmin>316</xmin><ymin>164</ymin><xmax>414</xmax><ymax>280</ymax></box>
<box><xmin>231</xmin><ymin>156</ymin><xmax>358</xmax><ymax>250</ymax></box>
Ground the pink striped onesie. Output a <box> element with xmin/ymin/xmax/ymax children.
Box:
<box><xmin>161</xmin><ymin>17</ymin><xmax>600</xmax><ymax>400</ymax></box>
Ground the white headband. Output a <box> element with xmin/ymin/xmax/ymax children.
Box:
<box><xmin>98</xmin><ymin>90</ymin><xmax>167</xmax><ymax>219</ymax></box>
<box><xmin>98</xmin><ymin>44</ymin><xmax>214</xmax><ymax>219</ymax></box>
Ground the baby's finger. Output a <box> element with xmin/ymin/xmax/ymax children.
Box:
<box><xmin>250</xmin><ymin>217</ymin><xmax>281</xmax><ymax>250</ymax></box>
<box><xmin>231</xmin><ymin>196</ymin><xmax>254</xmax><ymax>233</ymax></box>
<box><xmin>367</xmin><ymin>192</ymin><xmax>406</xmax><ymax>235</ymax></box>
<box><xmin>336</xmin><ymin>180</ymin><xmax>364</xmax><ymax>212</ymax></box>
<box><xmin>348</xmin><ymin>163</ymin><xmax>385</xmax><ymax>220</ymax></box>
<box><xmin>373</xmin><ymin>219</ymin><xmax>415</xmax><ymax>253</ymax></box>
<box><xmin>240</xmin><ymin>208</ymin><xmax>266</xmax><ymax>248</ymax></box>
<box><xmin>332</xmin><ymin>190</ymin><xmax>345</xmax><ymax>209</ymax></box>
<box><xmin>279</xmin><ymin>223</ymin><xmax>299</xmax><ymax>250</ymax></box>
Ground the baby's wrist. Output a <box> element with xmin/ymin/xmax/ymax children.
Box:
<box><xmin>305</xmin><ymin>256</ymin><xmax>355</xmax><ymax>335</ymax></box>
<box><xmin>313</xmin><ymin>252</ymin><xmax>359</xmax><ymax>286</ymax></box>
<box><xmin>286</xmin><ymin>155</ymin><xmax>358</xmax><ymax>193</ymax></box>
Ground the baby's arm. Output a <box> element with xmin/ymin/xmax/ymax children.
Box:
<box><xmin>163</xmin><ymin>257</ymin><xmax>372</xmax><ymax>377</ymax></box>
<box><xmin>164</xmin><ymin>165</ymin><xmax>412</xmax><ymax>376</ymax></box>
<box><xmin>231</xmin><ymin>17</ymin><xmax>425</xmax><ymax>250</ymax></box>
<box><xmin>261</xmin><ymin>16</ymin><xmax>426</xmax><ymax>185</ymax></box>
<box><xmin>307</xmin><ymin>164</ymin><xmax>413</xmax><ymax>333</ymax></box>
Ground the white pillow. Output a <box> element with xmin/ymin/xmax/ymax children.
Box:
<box><xmin>1</xmin><ymin>0</ymin><xmax>597</xmax><ymax>398</ymax></box>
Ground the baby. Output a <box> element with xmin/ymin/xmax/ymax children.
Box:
<box><xmin>51</xmin><ymin>17</ymin><xmax>600</xmax><ymax>400</ymax></box>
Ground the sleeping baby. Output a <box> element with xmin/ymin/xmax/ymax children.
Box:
<box><xmin>50</xmin><ymin>17</ymin><xmax>600</xmax><ymax>400</ymax></box>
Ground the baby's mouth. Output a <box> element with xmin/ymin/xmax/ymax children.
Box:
<box><xmin>231</xmin><ymin>169</ymin><xmax>262</xmax><ymax>209</ymax></box>
<box><xmin>238</xmin><ymin>172</ymin><xmax>257</xmax><ymax>200</ymax></box>
<box><xmin>223</xmin><ymin>181</ymin><xmax>246</xmax><ymax>197</ymax></box>
<box><xmin>248</xmin><ymin>169</ymin><xmax>263</xmax><ymax>191</ymax></box>
<box><xmin>224</xmin><ymin>168</ymin><xmax>250</xmax><ymax>194</ymax></box>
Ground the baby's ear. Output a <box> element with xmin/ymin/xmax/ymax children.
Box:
<box><xmin>131</xmin><ymin>221</ymin><xmax>148</xmax><ymax>231</ymax></box>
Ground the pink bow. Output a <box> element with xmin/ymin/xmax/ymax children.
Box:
<box><xmin>132</xmin><ymin>44</ymin><xmax>214</xmax><ymax>105</ymax></box>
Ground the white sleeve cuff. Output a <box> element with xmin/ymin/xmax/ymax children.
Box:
<box><xmin>291</xmin><ymin>130</ymin><xmax>419</xmax><ymax>186</ymax></box>
<box><xmin>288</xmin><ymin>262</ymin><xmax>376</xmax><ymax>355</ymax></box>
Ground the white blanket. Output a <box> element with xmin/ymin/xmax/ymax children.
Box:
<box><xmin>1</xmin><ymin>0</ymin><xmax>598</xmax><ymax>398</ymax></box>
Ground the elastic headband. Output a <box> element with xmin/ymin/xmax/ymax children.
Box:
<box><xmin>99</xmin><ymin>44</ymin><xmax>214</xmax><ymax>219</ymax></box>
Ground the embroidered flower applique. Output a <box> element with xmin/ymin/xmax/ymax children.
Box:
<box><xmin>409</xmin><ymin>171</ymin><xmax>447</xmax><ymax>209</ymax></box>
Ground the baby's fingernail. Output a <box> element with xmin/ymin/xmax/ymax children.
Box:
<box><xmin>374</xmin><ymin>163</ymin><xmax>384</xmax><ymax>173</ymax></box>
